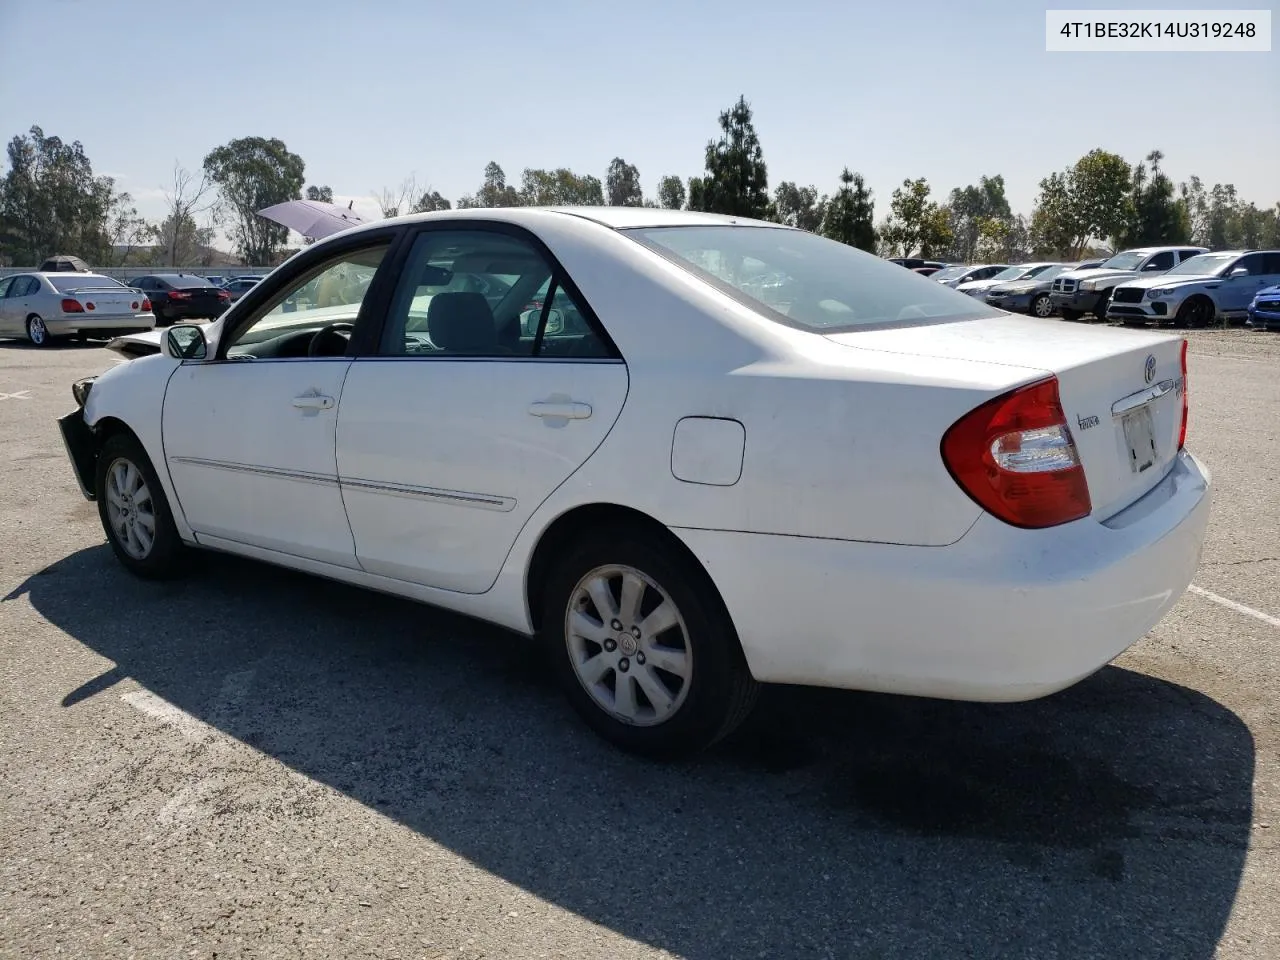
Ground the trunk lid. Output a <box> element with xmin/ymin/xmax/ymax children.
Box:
<box><xmin>825</xmin><ymin>316</ymin><xmax>1186</xmax><ymax>520</ymax></box>
<box><xmin>64</xmin><ymin>286</ymin><xmax>142</xmax><ymax>316</ymax></box>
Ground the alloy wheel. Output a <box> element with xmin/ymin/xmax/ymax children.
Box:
<box><xmin>27</xmin><ymin>316</ymin><xmax>47</xmax><ymax>345</ymax></box>
<box><xmin>564</xmin><ymin>564</ymin><xmax>693</xmax><ymax>726</ymax></box>
<box><xmin>104</xmin><ymin>457</ymin><xmax>156</xmax><ymax>560</ymax></box>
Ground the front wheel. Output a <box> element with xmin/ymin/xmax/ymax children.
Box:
<box><xmin>542</xmin><ymin>528</ymin><xmax>759</xmax><ymax>758</ymax></box>
<box><xmin>96</xmin><ymin>433</ymin><xmax>189</xmax><ymax>579</ymax></box>
<box><xmin>1174</xmin><ymin>296</ymin><xmax>1215</xmax><ymax>328</ymax></box>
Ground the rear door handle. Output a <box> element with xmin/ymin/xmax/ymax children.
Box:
<box><xmin>292</xmin><ymin>394</ymin><xmax>335</xmax><ymax>409</ymax></box>
<box><xmin>529</xmin><ymin>401</ymin><xmax>592</xmax><ymax>420</ymax></box>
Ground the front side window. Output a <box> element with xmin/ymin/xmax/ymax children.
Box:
<box><xmin>379</xmin><ymin>229</ymin><xmax>613</xmax><ymax>358</ymax></box>
<box><xmin>1229</xmin><ymin>254</ymin><xmax>1264</xmax><ymax>276</ymax></box>
<box><xmin>225</xmin><ymin>244</ymin><xmax>390</xmax><ymax>356</ymax></box>
<box><xmin>1142</xmin><ymin>251</ymin><xmax>1176</xmax><ymax>271</ymax></box>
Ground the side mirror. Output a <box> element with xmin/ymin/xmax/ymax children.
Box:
<box><xmin>1229</xmin><ymin>267</ymin><xmax>1249</xmax><ymax>278</ymax></box>
<box><xmin>165</xmin><ymin>324</ymin><xmax>207</xmax><ymax>360</ymax></box>
<box><xmin>1142</xmin><ymin>262</ymin><xmax>1166</xmax><ymax>271</ymax></box>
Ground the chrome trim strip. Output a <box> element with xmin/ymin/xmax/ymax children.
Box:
<box><xmin>1112</xmin><ymin>377</ymin><xmax>1179</xmax><ymax>417</ymax></box>
<box><xmin>169</xmin><ymin>456</ymin><xmax>514</xmax><ymax>511</ymax></box>
<box><xmin>169</xmin><ymin>456</ymin><xmax>338</xmax><ymax>487</ymax></box>
<box><xmin>339</xmin><ymin>477</ymin><xmax>515</xmax><ymax>512</ymax></box>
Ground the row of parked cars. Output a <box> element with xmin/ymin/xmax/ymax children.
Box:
<box><xmin>889</xmin><ymin>247</ymin><xmax>1280</xmax><ymax>330</ymax></box>
<box><xmin>0</xmin><ymin>269</ymin><xmax>262</xmax><ymax>346</ymax></box>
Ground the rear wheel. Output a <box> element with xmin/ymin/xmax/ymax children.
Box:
<box><xmin>26</xmin><ymin>315</ymin><xmax>51</xmax><ymax>346</ymax></box>
<box><xmin>542</xmin><ymin>527</ymin><xmax>759</xmax><ymax>758</ymax></box>
<box><xmin>1030</xmin><ymin>293</ymin><xmax>1054</xmax><ymax>318</ymax></box>
<box><xmin>96</xmin><ymin>433</ymin><xmax>189</xmax><ymax>579</ymax></box>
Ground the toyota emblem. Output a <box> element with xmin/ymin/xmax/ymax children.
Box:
<box><xmin>1144</xmin><ymin>354</ymin><xmax>1156</xmax><ymax>384</ymax></box>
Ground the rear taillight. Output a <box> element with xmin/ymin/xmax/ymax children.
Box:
<box><xmin>86</xmin><ymin>301</ymin><xmax>96</xmax><ymax>310</ymax></box>
<box><xmin>141</xmin><ymin>298</ymin><xmax>152</xmax><ymax>312</ymax></box>
<box><xmin>60</xmin><ymin>298</ymin><xmax>84</xmax><ymax>313</ymax></box>
<box><xmin>169</xmin><ymin>290</ymin><xmax>191</xmax><ymax>300</ymax></box>
<box><xmin>217</xmin><ymin>290</ymin><xmax>230</xmax><ymax>300</ymax></box>
<box><xmin>941</xmin><ymin>376</ymin><xmax>1092</xmax><ymax>529</ymax></box>
<box><xmin>1178</xmin><ymin>338</ymin><xmax>1189</xmax><ymax>450</ymax></box>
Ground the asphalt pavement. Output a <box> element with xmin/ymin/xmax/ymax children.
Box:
<box><xmin>1</xmin><ymin>327</ymin><xmax>1277</xmax><ymax>959</ymax></box>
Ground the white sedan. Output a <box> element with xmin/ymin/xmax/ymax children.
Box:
<box><xmin>58</xmin><ymin>207</ymin><xmax>1212</xmax><ymax>757</ymax></box>
<box><xmin>0</xmin><ymin>271</ymin><xmax>155</xmax><ymax>345</ymax></box>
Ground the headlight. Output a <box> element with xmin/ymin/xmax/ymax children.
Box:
<box><xmin>71</xmin><ymin>377</ymin><xmax>96</xmax><ymax>408</ymax></box>
<box><xmin>1077</xmin><ymin>281</ymin><xmax>1095</xmax><ymax>291</ymax></box>
<box><xmin>1147</xmin><ymin>287</ymin><xmax>1175</xmax><ymax>300</ymax></box>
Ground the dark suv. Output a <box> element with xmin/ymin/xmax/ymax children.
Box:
<box><xmin>127</xmin><ymin>274</ymin><xmax>230</xmax><ymax>325</ymax></box>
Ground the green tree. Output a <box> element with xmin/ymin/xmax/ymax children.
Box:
<box><xmin>605</xmin><ymin>157</ymin><xmax>643</xmax><ymax>206</ymax></box>
<box><xmin>881</xmin><ymin>178</ymin><xmax>951</xmax><ymax>257</ymax></box>
<box><xmin>0</xmin><ymin>125</ymin><xmax>124</xmax><ymax>264</ymax></box>
<box><xmin>1030</xmin><ymin>149</ymin><xmax>1132</xmax><ymax>257</ymax></box>
<box><xmin>688</xmin><ymin>95</ymin><xmax>770</xmax><ymax>218</ymax></box>
<box><xmin>948</xmin><ymin>175</ymin><xmax>1013</xmax><ymax>261</ymax></box>
<box><xmin>520</xmin><ymin>168</ymin><xmax>604</xmax><ymax>205</ymax></box>
<box><xmin>457</xmin><ymin>162</ymin><xmax>523</xmax><ymax>208</ymax></box>
<box><xmin>773</xmin><ymin>182</ymin><xmax>826</xmax><ymax>232</ymax></box>
<box><xmin>820</xmin><ymin>168</ymin><xmax>876</xmax><ymax>251</ymax></box>
<box><xmin>412</xmin><ymin>190</ymin><xmax>451</xmax><ymax>213</ymax></box>
<box><xmin>305</xmin><ymin>184</ymin><xmax>333</xmax><ymax>203</ymax></box>
<box><xmin>202</xmin><ymin>136</ymin><xmax>306</xmax><ymax>265</ymax></box>
<box><xmin>657</xmin><ymin>175</ymin><xmax>686</xmax><ymax>210</ymax></box>
<box><xmin>1120</xmin><ymin>150</ymin><xmax>1189</xmax><ymax>247</ymax></box>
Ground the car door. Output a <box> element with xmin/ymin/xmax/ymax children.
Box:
<box><xmin>1216</xmin><ymin>253</ymin><xmax>1269</xmax><ymax>312</ymax></box>
<box><xmin>0</xmin><ymin>276</ymin><xmax>16</xmax><ymax>333</ymax></box>
<box><xmin>335</xmin><ymin>223</ymin><xmax>629</xmax><ymax>594</ymax></box>
<box><xmin>2</xmin><ymin>276</ymin><xmax>35</xmax><ymax>332</ymax></box>
<box><xmin>161</xmin><ymin>236</ymin><xmax>397</xmax><ymax>568</ymax></box>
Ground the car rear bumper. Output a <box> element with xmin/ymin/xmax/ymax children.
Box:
<box><xmin>49</xmin><ymin>314</ymin><xmax>156</xmax><ymax>335</ymax></box>
<box><xmin>675</xmin><ymin>450</ymin><xmax>1212</xmax><ymax>702</ymax></box>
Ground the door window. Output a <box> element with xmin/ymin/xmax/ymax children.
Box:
<box><xmin>223</xmin><ymin>244</ymin><xmax>391</xmax><ymax>359</ymax></box>
<box><xmin>1142</xmin><ymin>251</ymin><xmax>1175</xmax><ymax>271</ymax></box>
<box><xmin>0</xmin><ymin>277</ymin><xmax>13</xmax><ymax>298</ymax></box>
<box><xmin>379</xmin><ymin>229</ymin><xmax>614</xmax><ymax>359</ymax></box>
<box><xmin>1229</xmin><ymin>254</ymin><xmax>1264</xmax><ymax>276</ymax></box>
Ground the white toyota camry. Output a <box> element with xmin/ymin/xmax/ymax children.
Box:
<box><xmin>58</xmin><ymin>207</ymin><xmax>1212</xmax><ymax>757</ymax></box>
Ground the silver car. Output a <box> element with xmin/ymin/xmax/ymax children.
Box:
<box><xmin>0</xmin><ymin>272</ymin><xmax>156</xmax><ymax>346</ymax></box>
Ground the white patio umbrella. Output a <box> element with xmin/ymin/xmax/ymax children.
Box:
<box><xmin>256</xmin><ymin>198</ymin><xmax>365</xmax><ymax>240</ymax></box>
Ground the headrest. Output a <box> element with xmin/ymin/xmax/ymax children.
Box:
<box><xmin>426</xmin><ymin>292</ymin><xmax>498</xmax><ymax>354</ymax></box>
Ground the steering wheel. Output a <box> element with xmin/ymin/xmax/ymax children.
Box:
<box><xmin>307</xmin><ymin>321</ymin><xmax>355</xmax><ymax>357</ymax></box>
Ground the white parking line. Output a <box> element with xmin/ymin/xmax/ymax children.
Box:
<box><xmin>121</xmin><ymin>689</ymin><xmax>218</xmax><ymax>744</ymax></box>
<box><xmin>1189</xmin><ymin>584</ymin><xmax>1280</xmax><ymax>629</ymax></box>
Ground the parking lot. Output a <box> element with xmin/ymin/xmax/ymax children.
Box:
<box><xmin>1</xmin><ymin>328</ymin><xmax>1277</xmax><ymax>959</ymax></box>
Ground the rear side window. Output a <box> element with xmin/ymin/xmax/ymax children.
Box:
<box><xmin>625</xmin><ymin>225</ymin><xmax>992</xmax><ymax>332</ymax></box>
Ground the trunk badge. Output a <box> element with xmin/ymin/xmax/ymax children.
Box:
<box><xmin>1144</xmin><ymin>354</ymin><xmax>1156</xmax><ymax>384</ymax></box>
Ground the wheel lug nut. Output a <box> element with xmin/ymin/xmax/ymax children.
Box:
<box><xmin>618</xmin><ymin>658</ymin><xmax>629</xmax><ymax>672</ymax></box>
<box><xmin>636</xmin><ymin>652</ymin><xmax>645</xmax><ymax>666</ymax></box>
<box><xmin>610</xmin><ymin>619</ymin><xmax>622</xmax><ymax>631</ymax></box>
<box><xmin>630</xmin><ymin>626</ymin><xmax>641</xmax><ymax>639</ymax></box>
<box><xmin>604</xmin><ymin>639</ymin><xmax>617</xmax><ymax>652</ymax></box>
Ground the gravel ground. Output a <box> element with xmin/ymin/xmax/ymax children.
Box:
<box><xmin>0</xmin><ymin>327</ymin><xmax>1277</xmax><ymax>959</ymax></box>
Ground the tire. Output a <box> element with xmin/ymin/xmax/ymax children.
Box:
<box><xmin>1059</xmin><ymin>308</ymin><xmax>1082</xmax><ymax>322</ymax></box>
<box><xmin>1092</xmin><ymin>288</ymin><xmax>1113</xmax><ymax>321</ymax></box>
<box><xmin>26</xmin><ymin>315</ymin><xmax>52</xmax><ymax>346</ymax></box>
<box><xmin>1030</xmin><ymin>293</ymin><xmax>1054</xmax><ymax>318</ymax></box>
<box><xmin>95</xmin><ymin>432</ymin><xmax>188</xmax><ymax>579</ymax></box>
<box><xmin>541</xmin><ymin>527</ymin><xmax>759</xmax><ymax>758</ymax></box>
<box><xmin>1174</xmin><ymin>295</ymin><xmax>1214</xmax><ymax>329</ymax></box>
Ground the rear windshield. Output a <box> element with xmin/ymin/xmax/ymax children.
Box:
<box><xmin>48</xmin><ymin>274</ymin><xmax>125</xmax><ymax>292</ymax></box>
<box><xmin>623</xmin><ymin>225</ymin><xmax>992</xmax><ymax>331</ymax></box>
<box><xmin>157</xmin><ymin>276</ymin><xmax>217</xmax><ymax>289</ymax></box>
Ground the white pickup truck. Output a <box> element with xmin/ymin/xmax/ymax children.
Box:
<box><xmin>1049</xmin><ymin>246</ymin><xmax>1207</xmax><ymax>321</ymax></box>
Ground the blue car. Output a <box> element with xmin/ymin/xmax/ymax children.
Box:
<box><xmin>1247</xmin><ymin>283</ymin><xmax>1280</xmax><ymax>331</ymax></box>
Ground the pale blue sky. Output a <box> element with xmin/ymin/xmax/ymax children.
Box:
<box><xmin>1</xmin><ymin>0</ymin><xmax>1276</xmax><ymax>230</ymax></box>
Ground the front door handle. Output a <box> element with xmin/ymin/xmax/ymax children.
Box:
<box><xmin>529</xmin><ymin>400</ymin><xmax>592</xmax><ymax>420</ymax></box>
<box><xmin>292</xmin><ymin>394</ymin><xmax>335</xmax><ymax>409</ymax></box>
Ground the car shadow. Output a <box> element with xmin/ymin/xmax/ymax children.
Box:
<box><xmin>0</xmin><ymin>337</ymin><xmax>110</xmax><ymax>350</ymax></box>
<box><xmin>12</xmin><ymin>546</ymin><xmax>1254</xmax><ymax>959</ymax></box>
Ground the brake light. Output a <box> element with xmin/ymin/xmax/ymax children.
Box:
<box><xmin>217</xmin><ymin>289</ymin><xmax>230</xmax><ymax>300</ymax></box>
<box><xmin>1178</xmin><ymin>338</ymin><xmax>1189</xmax><ymax>450</ymax></box>
<box><xmin>141</xmin><ymin>298</ymin><xmax>151</xmax><ymax>312</ymax></box>
<box><xmin>169</xmin><ymin>290</ymin><xmax>191</xmax><ymax>300</ymax></box>
<box><xmin>941</xmin><ymin>376</ymin><xmax>1092</xmax><ymax>529</ymax></box>
<box><xmin>86</xmin><ymin>301</ymin><xmax>96</xmax><ymax>310</ymax></box>
<box><xmin>60</xmin><ymin>298</ymin><xmax>84</xmax><ymax>313</ymax></box>
<box><xmin>131</xmin><ymin>301</ymin><xmax>139</xmax><ymax>310</ymax></box>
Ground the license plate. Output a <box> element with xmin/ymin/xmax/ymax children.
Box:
<box><xmin>1121</xmin><ymin>405</ymin><xmax>1158</xmax><ymax>473</ymax></box>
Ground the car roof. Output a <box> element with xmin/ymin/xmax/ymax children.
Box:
<box><xmin>368</xmin><ymin>205</ymin><xmax>791</xmax><ymax>233</ymax></box>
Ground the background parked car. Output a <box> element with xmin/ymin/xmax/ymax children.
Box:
<box><xmin>932</xmin><ymin>264</ymin><xmax>1010</xmax><ymax>288</ymax></box>
<box><xmin>1107</xmin><ymin>250</ymin><xmax>1280</xmax><ymax>327</ymax></box>
<box><xmin>956</xmin><ymin>262</ymin><xmax>1061</xmax><ymax>298</ymax></box>
<box><xmin>0</xmin><ymin>271</ymin><xmax>154</xmax><ymax>346</ymax></box>
<box><xmin>221</xmin><ymin>276</ymin><xmax>262</xmax><ymax>302</ymax></box>
<box><xmin>982</xmin><ymin>263</ymin><xmax>1082</xmax><ymax>318</ymax></box>
<box><xmin>887</xmin><ymin>257</ymin><xmax>949</xmax><ymax>272</ymax></box>
<box><xmin>1050</xmin><ymin>246</ymin><xmax>1207</xmax><ymax>321</ymax></box>
<box><xmin>1247</xmin><ymin>284</ymin><xmax>1280</xmax><ymax>330</ymax></box>
<box><xmin>127</xmin><ymin>273</ymin><xmax>230</xmax><ymax>325</ymax></box>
